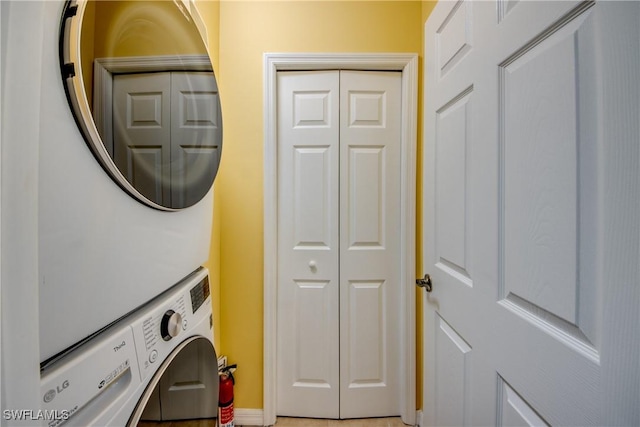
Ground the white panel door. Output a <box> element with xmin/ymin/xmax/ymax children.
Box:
<box><xmin>114</xmin><ymin>72</ymin><xmax>171</xmax><ymax>205</ymax></box>
<box><xmin>423</xmin><ymin>1</ymin><xmax>639</xmax><ymax>426</ymax></box>
<box><xmin>277</xmin><ymin>70</ymin><xmax>402</xmax><ymax>419</ymax></box>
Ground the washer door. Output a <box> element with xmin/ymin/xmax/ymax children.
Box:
<box><xmin>60</xmin><ymin>0</ymin><xmax>222</xmax><ymax>210</ymax></box>
<box><xmin>129</xmin><ymin>336</ymin><xmax>219</xmax><ymax>425</ymax></box>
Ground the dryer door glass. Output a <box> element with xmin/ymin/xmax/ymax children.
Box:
<box><xmin>129</xmin><ymin>336</ymin><xmax>219</xmax><ymax>425</ymax></box>
<box><xmin>60</xmin><ymin>0</ymin><xmax>222</xmax><ymax>210</ymax></box>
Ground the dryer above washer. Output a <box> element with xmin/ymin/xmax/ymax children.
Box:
<box><xmin>38</xmin><ymin>0</ymin><xmax>221</xmax><ymax>363</ymax></box>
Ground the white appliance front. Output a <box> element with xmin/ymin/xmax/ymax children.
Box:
<box><xmin>37</xmin><ymin>0</ymin><xmax>217</xmax><ymax>363</ymax></box>
<box><xmin>40</xmin><ymin>268</ymin><xmax>218</xmax><ymax>426</ymax></box>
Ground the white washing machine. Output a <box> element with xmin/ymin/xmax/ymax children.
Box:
<box><xmin>38</xmin><ymin>0</ymin><xmax>222</xmax><ymax>364</ymax></box>
<box><xmin>40</xmin><ymin>268</ymin><xmax>219</xmax><ymax>427</ymax></box>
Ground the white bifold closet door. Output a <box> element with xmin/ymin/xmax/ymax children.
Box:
<box><xmin>276</xmin><ymin>70</ymin><xmax>402</xmax><ymax>419</ymax></box>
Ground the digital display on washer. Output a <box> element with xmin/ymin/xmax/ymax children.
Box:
<box><xmin>190</xmin><ymin>276</ymin><xmax>210</xmax><ymax>313</ymax></box>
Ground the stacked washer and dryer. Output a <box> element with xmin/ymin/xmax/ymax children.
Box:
<box><xmin>35</xmin><ymin>0</ymin><xmax>223</xmax><ymax>425</ymax></box>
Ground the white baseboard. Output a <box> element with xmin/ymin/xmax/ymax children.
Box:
<box><xmin>235</xmin><ymin>408</ymin><xmax>265</xmax><ymax>426</ymax></box>
<box><xmin>415</xmin><ymin>409</ymin><xmax>423</xmax><ymax>427</ymax></box>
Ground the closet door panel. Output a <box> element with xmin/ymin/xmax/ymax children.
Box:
<box><xmin>339</xmin><ymin>70</ymin><xmax>403</xmax><ymax>418</ymax></box>
<box><xmin>276</xmin><ymin>71</ymin><xmax>340</xmax><ymax>419</ymax></box>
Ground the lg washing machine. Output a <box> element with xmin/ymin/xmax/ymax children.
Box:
<box><xmin>40</xmin><ymin>268</ymin><xmax>219</xmax><ymax>426</ymax></box>
<box><xmin>39</xmin><ymin>0</ymin><xmax>223</xmax><ymax>364</ymax></box>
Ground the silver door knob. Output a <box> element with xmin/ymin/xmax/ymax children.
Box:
<box><xmin>416</xmin><ymin>274</ymin><xmax>432</xmax><ymax>292</ymax></box>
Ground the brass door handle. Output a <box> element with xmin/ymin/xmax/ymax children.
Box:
<box><xmin>416</xmin><ymin>274</ymin><xmax>432</xmax><ymax>292</ymax></box>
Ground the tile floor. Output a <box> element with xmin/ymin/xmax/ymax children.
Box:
<box><xmin>139</xmin><ymin>416</ymin><xmax>408</xmax><ymax>427</ymax></box>
<box><xmin>274</xmin><ymin>417</ymin><xmax>407</xmax><ymax>427</ymax></box>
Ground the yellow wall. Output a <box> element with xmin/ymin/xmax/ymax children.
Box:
<box><xmin>195</xmin><ymin>0</ymin><xmax>222</xmax><ymax>353</ymax></box>
<box><xmin>213</xmin><ymin>0</ymin><xmax>423</xmax><ymax>410</ymax></box>
<box><xmin>417</xmin><ymin>0</ymin><xmax>437</xmax><ymax>410</ymax></box>
<box><xmin>80</xmin><ymin>0</ymin><xmax>209</xmax><ymax>109</ymax></box>
<box><xmin>92</xmin><ymin>0</ymin><xmax>207</xmax><ymax>58</ymax></box>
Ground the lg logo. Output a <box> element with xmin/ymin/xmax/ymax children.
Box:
<box><xmin>43</xmin><ymin>380</ymin><xmax>69</xmax><ymax>403</ymax></box>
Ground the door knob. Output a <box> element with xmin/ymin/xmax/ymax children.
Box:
<box><xmin>416</xmin><ymin>274</ymin><xmax>432</xmax><ymax>292</ymax></box>
<box><xmin>309</xmin><ymin>260</ymin><xmax>317</xmax><ymax>272</ymax></box>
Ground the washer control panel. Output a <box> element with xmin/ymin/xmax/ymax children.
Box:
<box><xmin>139</xmin><ymin>297</ymin><xmax>187</xmax><ymax>351</ymax></box>
<box><xmin>131</xmin><ymin>269</ymin><xmax>211</xmax><ymax>381</ymax></box>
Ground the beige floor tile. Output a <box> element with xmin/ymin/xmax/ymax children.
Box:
<box><xmin>388</xmin><ymin>418</ymin><xmax>409</xmax><ymax>427</ymax></box>
<box><xmin>278</xmin><ymin>417</ymin><xmax>407</xmax><ymax>427</ymax></box>
<box><xmin>139</xmin><ymin>415</ymin><xmax>407</xmax><ymax>427</ymax></box>
<box><xmin>138</xmin><ymin>420</ymin><xmax>217</xmax><ymax>427</ymax></box>
<box><xmin>329</xmin><ymin>418</ymin><xmax>406</xmax><ymax>427</ymax></box>
<box><xmin>275</xmin><ymin>417</ymin><xmax>330</xmax><ymax>426</ymax></box>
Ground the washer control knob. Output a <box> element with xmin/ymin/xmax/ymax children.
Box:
<box><xmin>161</xmin><ymin>310</ymin><xmax>182</xmax><ymax>341</ymax></box>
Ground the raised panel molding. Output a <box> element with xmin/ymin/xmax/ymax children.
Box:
<box><xmin>435</xmin><ymin>86</ymin><xmax>473</xmax><ymax>287</ymax></box>
<box><xmin>501</xmin><ymin>23</ymin><xmax>579</xmax><ymax>326</ymax></box>
<box><xmin>348</xmin><ymin>146</ymin><xmax>385</xmax><ymax>249</ymax></box>
<box><xmin>293</xmin><ymin>146</ymin><xmax>332</xmax><ymax>249</ymax></box>
<box><xmin>129</xmin><ymin>146</ymin><xmax>163</xmax><ymax>203</ymax></box>
<box><xmin>498</xmin><ymin>377</ymin><xmax>549</xmax><ymax>427</ymax></box>
<box><xmin>436</xmin><ymin>0</ymin><xmax>472</xmax><ymax>78</ymax></box>
<box><xmin>180</xmin><ymin>146</ymin><xmax>219</xmax><ymax>172</ymax></box>
<box><xmin>435</xmin><ymin>315</ymin><xmax>471</xmax><ymax>427</ymax></box>
<box><xmin>349</xmin><ymin>91</ymin><xmax>385</xmax><ymax>127</ymax></box>
<box><xmin>179</xmin><ymin>92</ymin><xmax>218</xmax><ymax>128</ymax></box>
<box><xmin>498</xmin><ymin>0</ymin><xmax>520</xmax><ymax>23</ymax></box>
<box><xmin>346</xmin><ymin>280</ymin><xmax>386</xmax><ymax>386</ymax></box>
<box><xmin>294</xmin><ymin>91</ymin><xmax>331</xmax><ymax>127</ymax></box>
<box><xmin>498</xmin><ymin>2</ymin><xmax>598</xmax><ymax>355</ymax></box>
<box><xmin>128</xmin><ymin>93</ymin><xmax>163</xmax><ymax>127</ymax></box>
<box><xmin>293</xmin><ymin>280</ymin><xmax>333</xmax><ymax>387</ymax></box>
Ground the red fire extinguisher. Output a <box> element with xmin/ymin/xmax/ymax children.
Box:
<box><xmin>218</xmin><ymin>364</ymin><xmax>237</xmax><ymax>427</ymax></box>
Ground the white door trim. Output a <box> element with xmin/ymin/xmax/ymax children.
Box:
<box><xmin>263</xmin><ymin>52</ymin><xmax>418</xmax><ymax>426</ymax></box>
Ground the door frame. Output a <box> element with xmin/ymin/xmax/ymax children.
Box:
<box><xmin>263</xmin><ymin>52</ymin><xmax>418</xmax><ymax>426</ymax></box>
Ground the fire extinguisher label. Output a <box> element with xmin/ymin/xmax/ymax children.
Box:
<box><xmin>218</xmin><ymin>403</ymin><xmax>234</xmax><ymax>427</ymax></box>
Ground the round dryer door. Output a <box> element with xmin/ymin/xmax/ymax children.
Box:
<box><xmin>60</xmin><ymin>0</ymin><xmax>223</xmax><ymax>210</ymax></box>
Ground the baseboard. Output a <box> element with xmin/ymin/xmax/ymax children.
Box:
<box><xmin>415</xmin><ymin>409</ymin><xmax>423</xmax><ymax>427</ymax></box>
<box><xmin>235</xmin><ymin>408</ymin><xmax>265</xmax><ymax>426</ymax></box>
